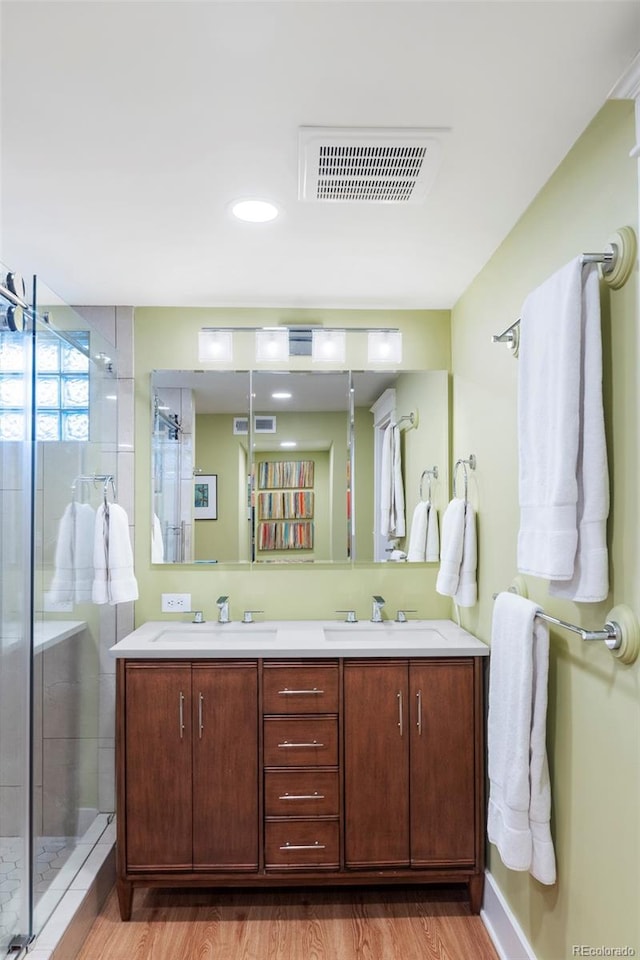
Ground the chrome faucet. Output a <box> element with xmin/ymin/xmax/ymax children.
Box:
<box><xmin>216</xmin><ymin>596</ymin><xmax>230</xmax><ymax>623</ymax></box>
<box><xmin>371</xmin><ymin>595</ymin><xmax>386</xmax><ymax>622</ymax></box>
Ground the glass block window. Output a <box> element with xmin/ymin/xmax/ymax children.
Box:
<box><xmin>0</xmin><ymin>330</ymin><xmax>90</xmax><ymax>441</ymax></box>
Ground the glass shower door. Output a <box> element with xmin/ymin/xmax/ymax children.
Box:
<box><xmin>0</xmin><ymin>264</ymin><xmax>35</xmax><ymax>953</ymax></box>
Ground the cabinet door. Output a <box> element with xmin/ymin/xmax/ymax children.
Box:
<box><xmin>192</xmin><ymin>662</ymin><xmax>258</xmax><ymax>870</ymax></box>
<box><xmin>124</xmin><ymin>662</ymin><xmax>192</xmax><ymax>870</ymax></box>
<box><xmin>409</xmin><ymin>660</ymin><xmax>476</xmax><ymax>866</ymax></box>
<box><xmin>344</xmin><ymin>661</ymin><xmax>410</xmax><ymax>868</ymax></box>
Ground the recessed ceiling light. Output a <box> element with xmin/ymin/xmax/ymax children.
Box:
<box><xmin>280</xmin><ymin>441</ymin><xmax>297</xmax><ymax>448</ymax></box>
<box><xmin>231</xmin><ymin>199</ymin><xmax>279</xmax><ymax>223</ymax></box>
<box><xmin>272</xmin><ymin>392</ymin><xmax>292</xmax><ymax>400</ymax></box>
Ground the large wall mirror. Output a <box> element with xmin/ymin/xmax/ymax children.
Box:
<box><xmin>151</xmin><ymin>368</ymin><xmax>448</xmax><ymax>565</ymax></box>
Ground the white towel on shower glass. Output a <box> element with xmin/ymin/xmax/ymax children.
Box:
<box><xmin>48</xmin><ymin>502</ymin><xmax>95</xmax><ymax>604</ymax></box>
<box><xmin>517</xmin><ymin>258</ymin><xmax>609</xmax><ymax>601</ymax></box>
<box><xmin>92</xmin><ymin>503</ymin><xmax>139</xmax><ymax>605</ymax></box>
<box><xmin>487</xmin><ymin>592</ymin><xmax>556</xmax><ymax>885</ymax></box>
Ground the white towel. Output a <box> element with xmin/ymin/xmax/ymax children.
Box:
<box><xmin>380</xmin><ymin>423</ymin><xmax>393</xmax><ymax>538</ymax></box>
<box><xmin>454</xmin><ymin>503</ymin><xmax>477</xmax><ymax>608</ymax></box>
<box><xmin>48</xmin><ymin>502</ymin><xmax>95</xmax><ymax>604</ymax></box>
<box><xmin>517</xmin><ymin>258</ymin><xmax>609</xmax><ymax>600</ymax></box>
<box><xmin>392</xmin><ymin>425</ymin><xmax>405</xmax><ymax>538</ymax></box>
<box><xmin>380</xmin><ymin>423</ymin><xmax>406</xmax><ymax>539</ymax></box>
<box><xmin>549</xmin><ymin>263</ymin><xmax>609</xmax><ymax>601</ymax></box>
<box><xmin>92</xmin><ymin>503</ymin><xmax>139</xmax><ymax>605</ymax></box>
<box><xmin>487</xmin><ymin>592</ymin><xmax>556</xmax><ymax>885</ymax></box>
<box><xmin>425</xmin><ymin>505</ymin><xmax>440</xmax><ymax>563</ymax></box>
<box><xmin>407</xmin><ymin>501</ymin><xmax>429</xmax><ymax>561</ymax></box>
<box><xmin>436</xmin><ymin>498</ymin><xmax>466</xmax><ymax>596</ymax></box>
<box><xmin>152</xmin><ymin>512</ymin><xmax>165</xmax><ymax>563</ymax></box>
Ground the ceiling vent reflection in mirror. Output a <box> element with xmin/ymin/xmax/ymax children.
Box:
<box><xmin>298</xmin><ymin>126</ymin><xmax>448</xmax><ymax>204</ymax></box>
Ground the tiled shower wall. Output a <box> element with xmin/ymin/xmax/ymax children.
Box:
<box><xmin>75</xmin><ymin>306</ymin><xmax>135</xmax><ymax>814</ymax></box>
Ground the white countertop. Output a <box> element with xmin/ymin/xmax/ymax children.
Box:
<box><xmin>110</xmin><ymin>618</ymin><xmax>489</xmax><ymax>659</ymax></box>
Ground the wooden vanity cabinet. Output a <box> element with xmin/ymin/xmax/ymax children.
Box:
<box><xmin>116</xmin><ymin>654</ymin><xmax>485</xmax><ymax>921</ymax></box>
<box><xmin>344</xmin><ymin>659</ymin><xmax>478</xmax><ymax>870</ymax></box>
<box><xmin>116</xmin><ymin>660</ymin><xmax>258</xmax><ymax>920</ymax></box>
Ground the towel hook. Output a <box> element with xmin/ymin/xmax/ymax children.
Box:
<box><xmin>453</xmin><ymin>454</ymin><xmax>476</xmax><ymax>502</ymax></box>
<box><xmin>420</xmin><ymin>466</ymin><xmax>438</xmax><ymax>502</ymax></box>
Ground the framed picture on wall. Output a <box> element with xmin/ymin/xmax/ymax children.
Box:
<box><xmin>194</xmin><ymin>474</ymin><xmax>217</xmax><ymax>520</ymax></box>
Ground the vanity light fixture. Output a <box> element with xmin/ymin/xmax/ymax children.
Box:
<box><xmin>272</xmin><ymin>391</ymin><xmax>292</xmax><ymax>400</ymax></box>
<box><xmin>255</xmin><ymin>328</ymin><xmax>289</xmax><ymax>362</ymax></box>
<box><xmin>367</xmin><ymin>330</ymin><xmax>403</xmax><ymax>363</ymax></box>
<box><xmin>312</xmin><ymin>329</ymin><xmax>346</xmax><ymax>363</ymax></box>
<box><xmin>198</xmin><ymin>330</ymin><xmax>233</xmax><ymax>362</ymax></box>
<box><xmin>280</xmin><ymin>441</ymin><xmax>297</xmax><ymax>448</ymax></box>
<box><xmin>231</xmin><ymin>199</ymin><xmax>279</xmax><ymax>223</ymax></box>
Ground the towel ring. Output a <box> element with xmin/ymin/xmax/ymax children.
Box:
<box><xmin>453</xmin><ymin>454</ymin><xmax>476</xmax><ymax>502</ymax></box>
<box><xmin>420</xmin><ymin>466</ymin><xmax>438</xmax><ymax>502</ymax></box>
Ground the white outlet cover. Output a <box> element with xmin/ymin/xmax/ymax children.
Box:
<box><xmin>161</xmin><ymin>593</ymin><xmax>191</xmax><ymax>612</ymax></box>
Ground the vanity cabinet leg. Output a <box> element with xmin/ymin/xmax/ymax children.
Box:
<box><xmin>468</xmin><ymin>874</ymin><xmax>484</xmax><ymax>914</ymax></box>
<box><xmin>117</xmin><ymin>879</ymin><xmax>133</xmax><ymax>921</ymax></box>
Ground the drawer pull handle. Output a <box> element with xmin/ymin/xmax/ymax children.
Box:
<box><xmin>416</xmin><ymin>689</ymin><xmax>423</xmax><ymax>736</ymax></box>
<box><xmin>179</xmin><ymin>691</ymin><xmax>185</xmax><ymax>739</ymax></box>
<box><xmin>279</xmin><ymin>792</ymin><xmax>325</xmax><ymax>801</ymax></box>
<box><xmin>278</xmin><ymin>688</ymin><xmax>324</xmax><ymax>695</ymax></box>
<box><xmin>278</xmin><ymin>741</ymin><xmax>324</xmax><ymax>749</ymax></box>
<box><xmin>279</xmin><ymin>842</ymin><xmax>326</xmax><ymax>851</ymax></box>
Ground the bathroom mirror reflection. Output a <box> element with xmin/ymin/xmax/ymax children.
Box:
<box><xmin>150</xmin><ymin>368</ymin><xmax>448</xmax><ymax>565</ymax></box>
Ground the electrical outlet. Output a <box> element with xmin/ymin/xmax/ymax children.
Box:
<box><xmin>161</xmin><ymin>593</ymin><xmax>191</xmax><ymax>613</ymax></box>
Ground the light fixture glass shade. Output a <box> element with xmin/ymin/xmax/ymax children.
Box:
<box><xmin>198</xmin><ymin>330</ymin><xmax>233</xmax><ymax>362</ymax></box>
<box><xmin>255</xmin><ymin>328</ymin><xmax>289</xmax><ymax>362</ymax></box>
<box><xmin>312</xmin><ymin>329</ymin><xmax>346</xmax><ymax>362</ymax></box>
<box><xmin>367</xmin><ymin>330</ymin><xmax>402</xmax><ymax>363</ymax></box>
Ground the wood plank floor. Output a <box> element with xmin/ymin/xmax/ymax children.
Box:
<box><xmin>76</xmin><ymin>885</ymin><xmax>499</xmax><ymax>960</ymax></box>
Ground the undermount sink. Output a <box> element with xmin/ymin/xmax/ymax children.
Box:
<box><xmin>324</xmin><ymin>627</ymin><xmax>446</xmax><ymax>645</ymax></box>
<box><xmin>151</xmin><ymin>627</ymin><xmax>277</xmax><ymax>646</ymax></box>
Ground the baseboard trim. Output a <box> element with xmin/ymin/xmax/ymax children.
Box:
<box><xmin>481</xmin><ymin>870</ymin><xmax>537</xmax><ymax>960</ymax></box>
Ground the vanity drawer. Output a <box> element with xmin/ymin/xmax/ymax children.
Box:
<box><xmin>265</xmin><ymin>820</ymin><xmax>339</xmax><ymax>869</ymax></box>
<box><xmin>263</xmin><ymin>664</ymin><xmax>339</xmax><ymax>714</ymax></box>
<box><xmin>263</xmin><ymin>717</ymin><xmax>338</xmax><ymax>767</ymax></box>
<box><xmin>264</xmin><ymin>770</ymin><xmax>339</xmax><ymax>817</ymax></box>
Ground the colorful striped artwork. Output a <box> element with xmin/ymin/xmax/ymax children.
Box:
<box><xmin>258</xmin><ymin>460</ymin><xmax>314</xmax><ymax>489</ymax></box>
<box><xmin>257</xmin><ymin>491</ymin><xmax>314</xmax><ymax>520</ymax></box>
<box><xmin>258</xmin><ymin>521</ymin><xmax>314</xmax><ymax>551</ymax></box>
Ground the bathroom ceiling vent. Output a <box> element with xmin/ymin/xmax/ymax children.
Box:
<box><xmin>298</xmin><ymin>126</ymin><xmax>447</xmax><ymax>204</ymax></box>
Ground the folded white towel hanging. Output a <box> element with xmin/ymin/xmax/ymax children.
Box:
<box><xmin>517</xmin><ymin>258</ymin><xmax>609</xmax><ymax>601</ymax></box>
<box><xmin>487</xmin><ymin>592</ymin><xmax>556</xmax><ymax>885</ymax></box>
<box><xmin>425</xmin><ymin>504</ymin><xmax>440</xmax><ymax>563</ymax></box>
<box><xmin>407</xmin><ymin>501</ymin><xmax>429</xmax><ymax>561</ymax></box>
<box><xmin>92</xmin><ymin>503</ymin><xmax>139</xmax><ymax>605</ymax></box>
<box><xmin>152</xmin><ymin>512</ymin><xmax>165</xmax><ymax>563</ymax></box>
<box><xmin>48</xmin><ymin>502</ymin><xmax>95</xmax><ymax>604</ymax></box>
<box><xmin>454</xmin><ymin>503</ymin><xmax>477</xmax><ymax>608</ymax></box>
<box><xmin>436</xmin><ymin>498</ymin><xmax>466</xmax><ymax>596</ymax></box>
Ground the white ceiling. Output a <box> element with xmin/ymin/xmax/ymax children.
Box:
<box><xmin>1</xmin><ymin>1</ymin><xmax>638</xmax><ymax>311</ymax></box>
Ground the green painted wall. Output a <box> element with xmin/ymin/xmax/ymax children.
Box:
<box><xmin>134</xmin><ymin>307</ymin><xmax>453</xmax><ymax>624</ymax></box>
<box><xmin>451</xmin><ymin>100</ymin><xmax>639</xmax><ymax>958</ymax></box>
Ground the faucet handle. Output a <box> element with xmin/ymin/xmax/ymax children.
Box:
<box><xmin>191</xmin><ymin>610</ymin><xmax>205</xmax><ymax>624</ymax></box>
<box><xmin>395</xmin><ymin>609</ymin><xmax>417</xmax><ymax>623</ymax></box>
<box><xmin>242</xmin><ymin>610</ymin><xmax>263</xmax><ymax>624</ymax></box>
<box><xmin>336</xmin><ymin>610</ymin><xmax>358</xmax><ymax>623</ymax></box>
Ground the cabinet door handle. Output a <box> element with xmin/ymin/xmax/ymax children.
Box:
<box><xmin>397</xmin><ymin>690</ymin><xmax>404</xmax><ymax>737</ymax></box>
<box><xmin>277</xmin><ymin>740</ymin><xmax>324</xmax><ymax>749</ymax></box>
<box><xmin>278</xmin><ymin>792</ymin><xmax>325</xmax><ymax>801</ymax></box>
<box><xmin>198</xmin><ymin>693</ymin><xmax>204</xmax><ymax>739</ymax></box>
<box><xmin>179</xmin><ymin>691</ymin><xmax>185</xmax><ymax>739</ymax></box>
<box><xmin>279</xmin><ymin>842</ymin><xmax>326</xmax><ymax>851</ymax></box>
<box><xmin>416</xmin><ymin>689</ymin><xmax>423</xmax><ymax>736</ymax></box>
<box><xmin>278</xmin><ymin>688</ymin><xmax>324</xmax><ymax>695</ymax></box>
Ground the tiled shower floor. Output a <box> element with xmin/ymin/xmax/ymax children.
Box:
<box><xmin>0</xmin><ymin>820</ymin><xmax>115</xmax><ymax>950</ymax></box>
<box><xmin>1</xmin><ymin>835</ymin><xmax>80</xmax><ymax>944</ymax></box>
